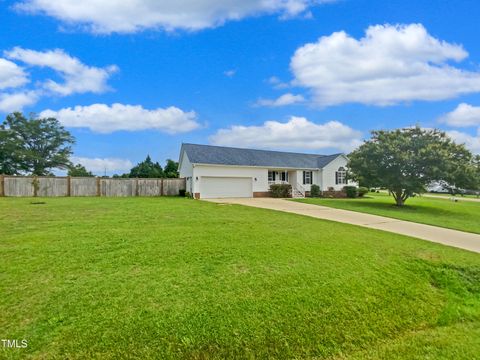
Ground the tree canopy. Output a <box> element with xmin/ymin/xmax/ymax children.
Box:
<box><xmin>68</xmin><ymin>164</ymin><xmax>94</xmax><ymax>177</ymax></box>
<box><xmin>163</xmin><ymin>159</ymin><xmax>179</xmax><ymax>178</ymax></box>
<box><xmin>128</xmin><ymin>155</ymin><xmax>164</xmax><ymax>178</ymax></box>
<box><xmin>0</xmin><ymin>112</ymin><xmax>75</xmax><ymax>175</ymax></box>
<box><xmin>348</xmin><ymin>127</ymin><xmax>479</xmax><ymax>206</ymax></box>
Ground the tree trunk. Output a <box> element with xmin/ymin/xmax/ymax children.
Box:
<box><xmin>392</xmin><ymin>189</ymin><xmax>405</xmax><ymax>206</ymax></box>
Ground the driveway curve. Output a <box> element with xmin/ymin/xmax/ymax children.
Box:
<box><xmin>205</xmin><ymin>198</ymin><xmax>480</xmax><ymax>254</ymax></box>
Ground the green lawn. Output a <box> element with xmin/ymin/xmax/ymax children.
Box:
<box><xmin>1</xmin><ymin>197</ymin><xmax>480</xmax><ymax>359</ymax></box>
<box><xmin>295</xmin><ymin>192</ymin><xmax>480</xmax><ymax>234</ymax></box>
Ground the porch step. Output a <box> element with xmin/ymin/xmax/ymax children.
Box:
<box><xmin>292</xmin><ymin>188</ymin><xmax>305</xmax><ymax>198</ymax></box>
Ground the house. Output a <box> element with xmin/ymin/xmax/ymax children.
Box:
<box><xmin>178</xmin><ymin>143</ymin><xmax>356</xmax><ymax>199</ymax></box>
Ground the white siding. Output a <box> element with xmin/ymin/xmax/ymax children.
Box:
<box><xmin>321</xmin><ymin>156</ymin><xmax>357</xmax><ymax>191</ymax></box>
<box><xmin>179</xmin><ymin>152</ymin><xmax>194</xmax><ymax>194</ymax></box>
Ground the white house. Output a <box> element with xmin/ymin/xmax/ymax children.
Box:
<box><xmin>179</xmin><ymin>143</ymin><xmax>356</xmax><ymax>199</ymax></box>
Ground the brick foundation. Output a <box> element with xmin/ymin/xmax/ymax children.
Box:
<box><xmin>320</xmin><ymin>190</ymin><xmax>347</xmax><ymax>198</ymax></box>
<box><xmin>194</xmin><ymin>192</ymin><xmax>201</xmax><ymax>199</ymax></box>
<box><xmin>253</xmin><ymin>191</ymin><xmax>271</xmax><ymax>197</ymax></box>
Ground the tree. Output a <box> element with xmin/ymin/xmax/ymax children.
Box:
<box><xmin>164</xmin><ymin>159</ymin><xmax>179</xmax><ymax>178</ymax></box>
<box><xmin>68</xmin><ymin>164</ymin><xmax>94</xmax><ymax>177</ymax></box>
<box><xmin>1</xmin><ymin>112</ymin><xmax>75</xmax><ymax>175</ymax></box>
<box><xmin>129</xmin><ymin>155</ymin><xmax>164</xmax><ymax>178</ymax></box>
<box><xmin>348</xmin><ymin>127</ymin><xmax>477</xmax><ymax>206</ymax></box>
<box><xmin>0</xmin><ymin>126</ymin><xmax>21</xmax><ymax>175</ymax></box>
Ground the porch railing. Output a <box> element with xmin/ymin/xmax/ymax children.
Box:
<box><xmin>268</xmin><ymin>180</ymin><xmax>289</xmax><ymax>185</ymax></box>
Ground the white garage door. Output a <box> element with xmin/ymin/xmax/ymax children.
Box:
<box><xmin>201</xmin><ymin>177</ymin><xmax>252</xmax><ymax>199</ymax></box>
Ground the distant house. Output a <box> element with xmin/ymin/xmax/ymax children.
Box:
<box><xmin>178</xmin><ymin>143</ymin><xmax>356</xmax><ymax>199</ymax></box>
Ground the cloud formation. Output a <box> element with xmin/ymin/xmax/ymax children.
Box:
<box><xmin>40</xmin><ymin>103</ymin><xmax>200</xmax><ymax>134</ymax></box>
<box><xmin>0</xmin><ymin>91</ymin><xmax>39</xmax><ymax>113</ymax></box>
<box><xmin>5</xmin><ymin>47</ymin><xmax>118</xmax><ymax>96</ymax></box>
<box><xmin>291</xmin><ymin>24</ymin><xmax>480</xmax><ymax>106</ymax></box>
<box><xmin>447</xmin><ymin>129</ymin><xmax>480</xmax><ymax>154</ymax></box>
<box><xmin>70</xmin><ymin>156</ymin><xmax>133</xmax><ymax>173</ymax></box>
<box><xmin>255</xmin><ymin>93</ymin><xmax>305</xmax><ymax>107</ymax></box>
<box><xmin>0</xmin><ymin>58</ymin><xmax>28</xmax><ymax>89</ymax></box>
<box><xmin>439</xmin><ymin>103</ymin><xmax>480</xmax><ymax>127</ymax></box>
<box><xmin>15</xmin><ymin>0</ymin><xmax>326</xmax><ymax>34</ymax></box>
<box><xmin>209</xmin><ymin>116</ymin><xmax>362</xmax><ymax>152</ymax></box>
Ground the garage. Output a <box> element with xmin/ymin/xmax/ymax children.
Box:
<box><xmin>200</xmin><ymin>177</ymin><xmax>252</xmax><ymax>199</ymax></box>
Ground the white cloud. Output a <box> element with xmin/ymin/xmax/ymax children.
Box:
<box><xmin>5</xmin><ymin>47</ymin><xmax>118</xmax><ymax>96</ymax></box>
<box><xmin>40</xmin><ymin>103</ymin><xmax>200</xmax><ymax>133</ymax></box>
<box><xmin>209</xmin><ymin>116</ymin><xmax>362</xmax><ymax>152</ymax></box>
<box><xmin>0</xmin><ymin>58</ymin><xmax>28</xmax><ymax>89</ymax></box>
<box><xmin>447</xmin><ymin>129</ymin><xmax>480</xmax><ymax>154</ymax></box>
<box><xmin>291</xmin><ymin>23</ymin><xmax>480</xmax><ymax>106</ymax></box>
<box><xmin>266</xmin><ymin>76</ymin><xmax>289</xmax><ymax>89</ymax></box>
<box><xmin>224</xmin><ymin>69</ymin><xmax>236</xmax><ymax>77</ymax></box>
<box><xmin>256</xmin><ymin>93</ymin><xmax>305</xmax><ymax>107</ymax></box>
<box><xmin>71</xmin><ymin>156</ymin><xmax>133</xmax><ymax>173</ymax></box>
<box><xmin>0</xmin><ymin>91</ymin><xmax>39</xmax><ymax>112</ymax></box>
<box><xmin>439</xmin><ymin>103</ymin><xmax>480</xmax><ymax>127</ymax></box>
<box><xmin>15</xmin><ymin>0</ymin><xmax>328</xmax><ymax>34</ymax></box>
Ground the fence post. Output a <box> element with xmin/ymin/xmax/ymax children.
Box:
<box><xmin>0</xmin><ymin>175</ymin><xmax>4</xmax><ymax>197</ymax></box>
<box><xmin>161</xmin><ymin>178</ymin><xmax>164</xmax><ymax>196</ymax></box>
<box><xmin>96</xmin><ymin>177</ymin><xmax>101</xmax><ymax>196</ymax></box>
<box><xmin>32</xmin><ymin>176</ymin><xmax>39</xmax><ymax>197</ymax></box>
<box><xmin>135</xmin><ymin>178</ymin><xmax>139</xmax><ymax>196</ymax></box>
<box><xmin>67</xmin><ymin>176</ymin><xmax>71</xmax><ymax>197</ymax></box>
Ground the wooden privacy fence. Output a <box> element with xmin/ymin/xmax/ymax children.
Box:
<box><xmin>0</xmin><ymin>175</ymin><xmax>186</xmax><ymax>197</ymax></box>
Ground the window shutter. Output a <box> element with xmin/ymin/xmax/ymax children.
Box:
<box><xmin>303</xmin><ymin>171</ymin><xmax>306</xmax><ymax>184</ymax></box>
<box><xmin>335</xmin><ymin>172</ymin><xmax>338</xmax><ymax>185</ymax></box>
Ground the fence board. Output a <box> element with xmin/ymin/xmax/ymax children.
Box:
<box><xmin>38</xmin><ymin>177</ymin><xmax>68</xmax><ymax>197</ymax></box>
<box><xmin>4</xmin><ymin>177</ymin><xmax>34</xmax><ymax>196</ymax></box>
<box><xmin>1</xmin><ymin>176</ymin><xmax>185</xmax><ymax>197</ymax></box>
<box><xmin>137</xmin><ymin>179</ymin><xmax>162</xmax><ymax>196</ymax></box>
<box><xmin>71</xmin><ymin>177</ymin><xmax>97</xmax><ymax>196</ymax></box>
<box><xmin>164</xmin><ymin>178</ymin><xmax>185</xmax><ymax>196</ymax></box>
<box><xmin>101</xmin><ymin>179</ymin><xmax>136</xmax><ymax>197</ymax></box>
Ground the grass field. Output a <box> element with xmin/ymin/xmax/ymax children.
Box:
<box><xmin>1</xmin><ymin>197</ymin><xmax>480</xmax><ymax>359</ymax></box>
<box><xmin>296</xmin><ymin>192</ymin><xmax>480</xmax><ymax>234</ymax></box>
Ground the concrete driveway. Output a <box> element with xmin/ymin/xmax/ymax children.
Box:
<box><xmin>205</xmin><ymin>197</ymin><xmax>480</xmax><ymax>254</ymax></box>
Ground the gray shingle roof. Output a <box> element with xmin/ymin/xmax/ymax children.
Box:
<box><xmin>180</xmin><ymin>143</ymin><xmax>343</xmax><ymax>169</ymax></box>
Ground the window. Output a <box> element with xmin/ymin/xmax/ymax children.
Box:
<box><xmin>280</xmin><ymin>171</ymin><xmax>288</xmax><ymax>182</ymax></box>
<box><xmin>268</xmin><ymin>171</ymin><xmax>276</xmax><ymax>181</ymax></box>
<box><xmin>336</xmin><ymin>167</ymin><xmax>347</xmax><ymax>185</ymax></box>
<box><xmin>303</xmin><ymin>171</ymin><xmax>312</xmax><ymax>185</ymax></box>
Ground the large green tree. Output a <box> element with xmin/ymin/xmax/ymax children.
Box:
<box><xmin>129</xmin><ymin>155</ymin><xmax>164</xmax><ymax>178</ymax></box>
<box><xmin>348</xmin><ymin>127</ymin><xmax>478</xmax><ymax>206</ymax></box>
<box><xmin>164</xmin><ymin>159</ymin><xmax>179</xmax><ymax>178</ymax></box>
<box><xmin>0</xmin><ymin>126</ymin><xmax>21</xmax><ymax>175</ymax></box>
<box><xmin>1</xmin><ymin>112</ymin><xmax>75</xmax><ymax>175</ymax></box>
<box><xmin>68</xmin><ymin>164</ymin><xmax>94</xmax><ymax>177</ymax></box>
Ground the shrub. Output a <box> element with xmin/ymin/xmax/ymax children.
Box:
<box><xmin>179</xmin><ymin>189</ymin><xmax>186</xmax><ymax>197</ymax></box>
<box><xmin>269</xmin><ymin>184</ymin><xmax>292</xmax><ymax>198</ymax></box>
<box><xmin>370</xmin><ymin>188</ymin><xmax>376</xmax><ymax>192</ymax></box>
<box><xmin>310</xmin><ymin>184</ymin><xmax>320</xmax><ymax>197</ymax></box>
<box><xmin>344</xmin><ymin>186</ymin><xmax>358</xmax><ymax>198</ymax></box>
<box><xmin>358</xmin><ymin>187</ymin><xmax>369</xmax><ymax>197</ymax></box>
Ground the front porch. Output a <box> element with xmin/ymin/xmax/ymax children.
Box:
<box><xmin>267</xmin><ymin>170</ymin><xmax>306</xmax><ymax>198</ymax></box>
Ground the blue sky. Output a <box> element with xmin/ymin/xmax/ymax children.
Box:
<box><xmin>1</xmin><ymin>0</ymin><xmax>480</xmax><ymax>174</ymax></box>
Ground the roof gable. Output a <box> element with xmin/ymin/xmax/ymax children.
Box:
<box><xmin>180</xmin><ymin>143</ymin><xmax>343</xmax><ymax>169</ymax></box>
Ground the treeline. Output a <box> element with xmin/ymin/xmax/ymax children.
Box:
<box><xmin>1</xmin><ymin>112</ymin><xmax>178</xmax><ymax>178</ymax></box>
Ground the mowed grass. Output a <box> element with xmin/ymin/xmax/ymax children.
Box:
<box><xmin>296</xmin><ymin>192</ymin><xmax>480</xmax><ymax>234</ymax></box>
<box><xmin>1</xmin><ymin>197</ymin><xmax>480</xmax><ymax>359</ymax></box>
